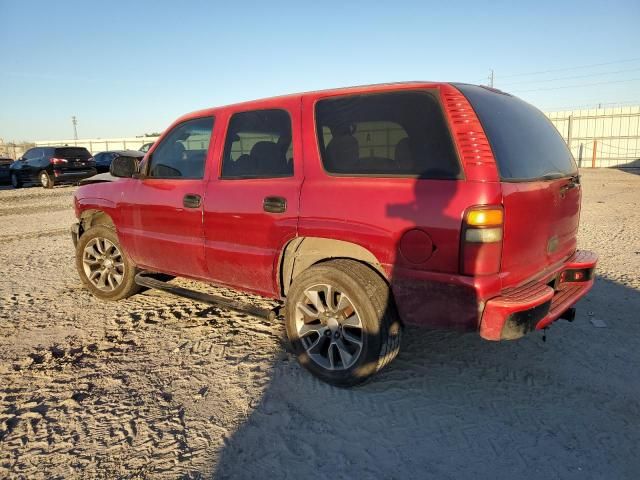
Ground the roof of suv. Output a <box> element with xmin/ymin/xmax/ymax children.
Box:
<box><xmin>177</xmin><ymin>81</ymin><xmax>449</xmax><ymax>123</ymax></box>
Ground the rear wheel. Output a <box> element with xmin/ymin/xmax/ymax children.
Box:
<box><xmin>39</xmin><ymin>170</ymin><xmax>53</xmax><ymax>189</ymax></box>
<box><xmin>75</xmin><ymin>225</ymin><xmax>140</xmax><ymax>300</ymax></box>
<box><xmin>284</xmin><ymin>259</ymin><xmax>402</xmax><ymax>387</ymax></box>
<box><xmin>10</xmin><ymin>173</ymin><xmax>21</xmax><ymax>188</ymax></box>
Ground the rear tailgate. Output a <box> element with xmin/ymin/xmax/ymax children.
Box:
<box><xmin>456</xmin><ymin>84</ymin><xmax>580</xmax><ymax>286</ymax></box>
<box><xmin>54</xmin><ymin>147</ymin><xmax>93</xmax><ymax>171</ymax></box>
<box><xmin>501</xmin><ymin>178</ymin><xmax>580</xmax><ymax>285</ymax></box>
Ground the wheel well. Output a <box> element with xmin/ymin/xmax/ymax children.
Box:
<box><xmin>279</xmin><ymin>237</ymin><xmax>388</xmax><ymax>296</ymax></box>
<box><xmin>79</xmin><ymin>210</ymin><xmax>115</xmax><ymax>233</ymax></box>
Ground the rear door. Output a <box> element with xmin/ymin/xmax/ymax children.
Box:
<box><xmin>456</xmin><ymin>84</ymin><xmax>580</xmax><ymax>286</ymax></box>
<box><xmin>203</xmin><ymin>99</ymin><xmax>303</xmax><ymax>297</ymax></box>
<box><xmin>117</xmin><ymin>116</ymin><xmax>215</xmax><ymax>279</ymax></box>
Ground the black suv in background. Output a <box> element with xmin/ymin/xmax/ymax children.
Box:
<box><xmin>93</xmin><ymin>150</ymin><xmax>144</xmax><ymax>173</ymax></box>
<box><xmin>10</xmin><ymin>146</ymin><xmax>96</xmax><ymax>188</ymax></box>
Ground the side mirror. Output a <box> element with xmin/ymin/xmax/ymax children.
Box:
<box><xmin>110</xmin><ymin>156</ymin><xmax>139</xmax><ymax>178</ymax></box>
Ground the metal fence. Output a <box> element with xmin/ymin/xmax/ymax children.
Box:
<box><xmin>33</xmin><ymin>137</ymin><xmax>159</xmax><ymax>154</ymax></box>
<box><xmin>3</xmin><ymin>106</ymin><xmax>640</xmax><ymax>168</ymax></box>
<box><xmin>547</xmin><ymin>106</ymin><xmax>640</xmax><ymax>168</ymax></box>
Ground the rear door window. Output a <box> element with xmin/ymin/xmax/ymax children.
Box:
<box><xmin>221</xmin><ymin>109</ymin><xmax>293</xmax><ymax>178</ymax></box>
<box><xmin>315</xmin><ymin>91</ymin><xmax>461</xmax><ymax>179</ymax></box>
<box><xmin>456</xmin><ymin>84</ymin><xmax>577</xmax><ymax>181</ymax></box>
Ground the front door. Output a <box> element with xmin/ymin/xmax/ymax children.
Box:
<box><xmin>118</xmin><ymin>116</ymin><xmax>215</xmax><ymax>279</ymax></box>
<box><xmin>203</xmin><ymin>101</ymin><xmax>303</xmax><ymax>297</ymax></box>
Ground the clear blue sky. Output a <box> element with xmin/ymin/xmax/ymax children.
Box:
<box><xmin>1</xmin><ymin>0</ymin><xmax>639</xmax><ymax>141</ymax></box>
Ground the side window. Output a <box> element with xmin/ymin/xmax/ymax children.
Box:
<box><xmin>315</xmin><ymin>91</ymin><xmax>461</xmax><ymax>179</ymax></box>
<box><xmin>147</xmin><ymin>117</ymin><xmax>214</xmax><ymax>179</ymax></box>
<box><xmin>221</xmin><ymin>109</ymin><xmax>293</xmax><ymax>178</ymax></box>
<box><xmin>24</xmin><ymin>148</ymin><xmax>41</xmax><ymax>160</ymax></box>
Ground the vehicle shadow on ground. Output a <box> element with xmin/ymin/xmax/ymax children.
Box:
<box><xmin>209</xmin><ymin>275</ymin><xmax>640</xmax><ymax>480</ymax></box>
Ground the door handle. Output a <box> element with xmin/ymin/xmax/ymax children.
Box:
<box><xmin>263</xmin><ymin>196</ymin><xmax>287</xmax><ymax>213</ymax></box>
<box><xmin>183</xmin><ymin>194</ymin><xmax>202</xmax><ymax>208</ymax></box>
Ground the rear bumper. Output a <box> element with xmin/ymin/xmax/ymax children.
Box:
<box><xmin>53</xmin><ymin>168</ymin><xmax>97</xmax><ymax>183</ymax></box>
<box><xmin>480</xmin><ymin>250</ymin><xmax>598</xmax><ymax>340</ymax></box>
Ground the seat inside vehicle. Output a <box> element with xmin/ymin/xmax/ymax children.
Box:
<box><xmin>250</xmin><ymin>141</ymin><xmax>290</xmax><ymax>176</ymax></box>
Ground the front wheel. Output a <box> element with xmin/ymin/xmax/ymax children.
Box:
<box><xmin>75</xmin><ymin>225</ymin><xmax>140</xmax><ymax>301</ymax></box>
<box><xmin>39</xmin><ymin>170</ymin><xmax>54</xmax><ymax>189</ymax></box>
<box><xmin>284</xmin><ymin>259</ymin><xmax>402</xmax><ymax>387</ymax></box>
<box><xmin>10</xmin><ymin>173</ymin><xmax>21</xmax><ymax>189</ymax></box>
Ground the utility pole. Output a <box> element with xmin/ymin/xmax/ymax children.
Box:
<box><xmin>71</xmin><ymin>116</ymin><xmax>78</xmax><ymax>140</ymax></box>
<box><xmin>488</xmin><ymin>69</ymin><xmax>495</xmax><ymax>88</ymax></box>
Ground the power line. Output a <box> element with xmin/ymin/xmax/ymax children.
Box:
<box><xmin>500</xmin><ymin>66</ymin><xmax>640</xmax><ymax>87</ymax></box>
<box><xmin>511</xmin><ymin>77</ymin><xmax>640</xmax><ymax>93</ymax></box>
<box><xmin>497</xmin><ymin>56</ymin><xmax>640</xmax><ymax>79</ymax></box>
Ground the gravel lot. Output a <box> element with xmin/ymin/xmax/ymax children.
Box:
<box><xmin>1</xmin><ymin>169</ymin><xmax>639</xmax><ymax>479</ymax></box>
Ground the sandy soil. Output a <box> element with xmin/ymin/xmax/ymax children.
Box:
<box><xmin>1</xmin><ymin>169</ymin><xmax>639</xmax><ymax>479</ymax></box>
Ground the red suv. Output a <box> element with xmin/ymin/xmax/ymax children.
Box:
<box><xmin>71</xmin><ymin>82</ymin><xmax>597</xmax><ymax>386</ymax></box>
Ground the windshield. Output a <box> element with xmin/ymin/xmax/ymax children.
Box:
<box><xmin>455</xmin><ymin>84</ymin><xmax>577</xmax><ymax>181</ymax></box>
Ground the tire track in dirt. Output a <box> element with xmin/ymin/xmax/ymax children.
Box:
<box><xmin>2</xmin><ymin>171</ymin><xmax>640</xmax><ymax>479</ymax></box>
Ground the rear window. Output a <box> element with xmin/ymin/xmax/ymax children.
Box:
<box><xmin>456</xmin><ymin>84</ymin><xmax>577</xmax><ymax>181</ymax></box>
<box><xmin>54</xmin><ymin>147</ymin><xmax>92</xmax><ymax>159</ymax></box>
<box><xmin>315</xmin><ymin>91</ymin><xmax>461</xmax><ymax>179</ymax></box>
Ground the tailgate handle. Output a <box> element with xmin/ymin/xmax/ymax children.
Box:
<box><xmin>183</xmin><ymin>194</ymin><xmax>202</xmax><ymax>208</ymax></box>
<box><xmin>263</xmin><ymin>196</ymin><xmax>287</xmax><ymax>213</ymax></box>
<box><xmin>561</xmin><ymin>175</ymin><xmax>581</xmax><ymax>193</ymax></box>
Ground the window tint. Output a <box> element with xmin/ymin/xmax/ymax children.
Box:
<box><xmin>221</xmin><ymin>109</ymin><xmax>293</xmax><ymax>178</ymax></box>
<box><xmin>23</xmin><ymin>149</ymin><xmax>38</xmax><ymax>160</ymax></box>
<box><xmin>315</xmin><ymin>91</ymin><xmax>460</xmax><ymax>178</ymax></box>
<box><xmin>456</xmin><ymin>84</ymin><xmax>577</xmax><ymax>181</ymax></box>
<box><xmin>54</xmin><ymin>147</ymin><xmax>91</xmax><ymax>159</ymax></box>
<box><xmin>148</xmin><ymin>117</ymin><xmax>214</xmax><ymax>178</ymax></box>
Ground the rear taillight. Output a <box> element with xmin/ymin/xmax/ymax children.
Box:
<box><xmin>461</xmin><ymin>206</ymin><xmax>504</xmax><ymax>275</ymax></box>
<box><xmin>50</xmin><ymin>157</ymin><xmax>68</xmax><ymax>165</ymax></box>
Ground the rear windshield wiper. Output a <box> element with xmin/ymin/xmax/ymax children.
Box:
<box><xmin>540</xmin><ymin>172</ymin><xmax>567</xmax><ymax>180</ymax></box>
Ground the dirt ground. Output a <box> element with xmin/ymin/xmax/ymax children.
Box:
<box><xmin>0</xmin><ymin>169</ymin><xmax>639</xmax><ymax>479</ymax></box>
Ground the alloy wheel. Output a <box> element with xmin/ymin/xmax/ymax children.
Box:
<box><xmin>82</xmin><ymin>237</ymin><xmax>125</xmax><ymax>291</ymax></box>
<box><xmin>295</xmin><ymin>283</ymin><xmax>364</xmax><ymax>370</ymax></box>
<box><xmin>40</xmin><ymin>172</ymin><xmax>50</xmax><ymax>188</ymax></box>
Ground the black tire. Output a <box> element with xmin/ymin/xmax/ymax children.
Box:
<box><xmin>10</xmin><ymin>173</ymin><xmax>22</xmax><ymax>189</ymax></box>
<box><xmin>39</xmin><ymin>170</ymin><xmax>54</xmax><ymax>189</ymax></box>
<box><xmin>284</xmin><ymin>259</ymin><xmax>402</xmax><ymax>387</ymax></box>
<box><xmin>75</xmin><ymin>225</ymin><xmax>140</xmax><ymax>301</ymax></box>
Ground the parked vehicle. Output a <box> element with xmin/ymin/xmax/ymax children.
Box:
<box><xmin>71</xmin><ymin>82</ymin><xmax>597</xmax><ymax>386</ymax></box>
<box><xmin>93</xmin><ymin>150</ymin><xmax>144</xmax><ymax>173</ymax></box>
<box><xmin>0</xmin><ymin>156</ymin><xmax>13</xmax><ymax>184</ymax></box>
<box><xmin>139</xmin><ymin>142</ymin><xmax>154</xmax><ymax>153</ymax></box>
<box><xmin>11</xmin><ymin>146</ymin><xmax>96</xmax><ymax>188</ymax></box>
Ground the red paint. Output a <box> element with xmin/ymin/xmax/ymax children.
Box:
<box><xmin>73</xmin><ymin>82</ymin><xmax>597</xmax><ymax>339</ymax></box>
